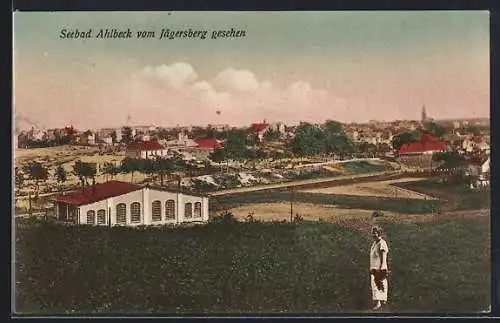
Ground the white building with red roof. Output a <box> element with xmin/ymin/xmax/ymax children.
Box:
<box><xmin>398</xmin><ymin>132</ymin><xmax>447</xmax><ymax>156</ymax></box>
<box><xmin>189</xmin><ymin>138</ymin><xmax>224</xmax><ymax>160</ymax></box>
<box><xmin>250</xmin><ymin>120</ymin><xmax>270</xmax><ymax>141</ymax></box>
<box><xmin>50</xmin><ymin>180</ymin><xmax>209</xmax><ymax>226</ymax></box>
<box><xmin>125</xmin><ymin>139</ymin><xmax>166</xmax><ymax>159</ymax></box>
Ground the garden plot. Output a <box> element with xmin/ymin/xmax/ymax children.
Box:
<box><xmin>300</xmin><ymin>178</ymin><xmax>437</xmax><ymax>200</ymax></box>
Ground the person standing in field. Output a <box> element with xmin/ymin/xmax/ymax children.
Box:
<box><xmin>370</xmin><ymin>226</ymin><xmax>389</xmax><ymax>310</ymax></box>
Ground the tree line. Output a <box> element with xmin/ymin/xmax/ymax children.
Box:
<box><xmin>15</xmin><ymin>155</ymin><xmax>203</xmax><ymax>197</ymax></box>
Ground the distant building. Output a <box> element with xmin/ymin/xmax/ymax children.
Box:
<box><xmin>51</xmin><ymin>180</ymin><xmax>209</xmax><ymax>226</ymax></box>
<box><xmin>398</xmin><ymin>131</ymin><xmax>447</xmax><ymax>156</ymax></box>
<box><xmin>165</xmin><ymin>132</ymin><xmax>198</xmax><ymax>148</ymax></box>
<box><xmin>250</xmin><ymin>120</ymin><xmax>270</xmax><ymax>141</ymax></box>
<box><xmin>462</xmin><ymin>134</ymin><xmax>490</xmax><ymax>154</ymax></box>
<box><xmin>125</xmin><ymin>140</ymin><xmax>165</xmax><ymax>159</ymax></box>
<box><xmin>79</xmin><ymin>131</ymin><xmax>96</xmax><ymax>146</ymax></box>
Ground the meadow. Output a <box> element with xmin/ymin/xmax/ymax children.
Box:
<box><xmin>14</xmin><ymin>216</ymin><xmax>490</xmax><ymax>314</ymax></box>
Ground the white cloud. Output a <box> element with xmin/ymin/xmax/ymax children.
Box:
<box><xmin>214</xmin><ymin>68</ymin><xmax>259</xmax><ymax>92</ymax></box>
<box><xmin>140</xmin><ymin>62</ymin><xmax>198</xmax><ymax>89</ymax></box>
<box><xmin>122</xmin><ymin>62</ymin><xmax>347</xmax><ymax>127</ymax></box>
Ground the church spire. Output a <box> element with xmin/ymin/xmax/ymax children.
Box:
<box><xmin>421</xmin><ymin>104</ymin><xmax>427</xmax><ymax>123</ymax></box>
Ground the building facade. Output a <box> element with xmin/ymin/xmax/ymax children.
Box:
<box><xmin>51</xmin><ymin>181</ymin><xmax>209</xmax><ymax>226</ymax></box>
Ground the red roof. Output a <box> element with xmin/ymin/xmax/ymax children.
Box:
<box><xmin>195</xmin><ymin>138</ymin><xmax>223</xmax><ymax>149</ymax></box>
<box><xmin>127</xmin><ymin>140</ymin><xmax>164</xmax><ymax>151</ymax></box>
<box><xmin>51</xmin><ymin>181</ymin><xmax>142</xmax><ymax>206</ymax></box>
<box><xmin>398</xmin><ymin>132</ymin><xmax>447</xmax><ymax>154</ymax></box>
<box><xmin>472</xmin><ymin>135</ymin><xmax>483</xmax><ymax>143</ymax></box>
<box><xmin>251</xmin><ymin>123</ymin><xmax>269</xmax><ymax>133</ymax></box>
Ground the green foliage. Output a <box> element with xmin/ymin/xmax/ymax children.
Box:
<box><xmin>15</xmin><ymin>217</ymin><xmax>490</xmax><ymax>313</ymax></box>
<box><xmin>424</xmin><ymin>122</ymin><xmax>447</xmax><ymax>139</ymax></box>
<box><xmin>73</xmin><ymin>160</ymin><xmax>97</xmax><ymax>186</ymax></box>
<box><xmin>263</xmin><ymin>128</ymin><xmax>281</xmax><ymax>141</ymax></box>
<box><xmin>432</xmin><ymin>151</ymin><xmax>466</xmax><ymax>168</ymax></box>
<box><xmin>209</xmin><ymin>148</ymin><xmax>226</xmax><ymax>163</ymax></box>
<box><xmin>208</xmin><ymin>211</ymin><xmax>238</xmax><ymax>225</ymax></box>
<box><xmin>288</xmin><ymin>121</ymin><xmax>354</xmax><ymax>157</ymax></box>
<box><xmin>397</xmin><ymin>180</ymin><xmax>490</xmax><ymax>211</ymax></box>
<box><xmin>54</xmin><ymin>165</ymin><xmax>67</xmax><ymax>184</ymax></box>
<box><xmin>341</xmin><ymin>160</ymin><xmax>392</xmax><ymax>173</ymax></box>
<box><xmin>286</xmin><ymin>168</ymin><xmax>341</xmax><ymax>180</ymax></box>
<box><xmin>23</xmin><ymin>162</ymin><xmax>49</xmax><ymax>195</ymax></box>
<box><xmin>391</xmin><ymin>132</ymin><xmax>420</xmax><ymax>150</ymax></box>
<box><xmin>121</xmin><ymin>126</ymin><xmax>134</xmax><ymax>144</ymax></box>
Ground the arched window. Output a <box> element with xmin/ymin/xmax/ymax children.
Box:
<box><xmin>152</xmin><ymin>200</ymin><xmax>161</xmax><ymax>222</ymax></box>
<box><xmin>165</xmin><ymin>199</ymin><xmax>175</xmax><ymax>220</ymax></box>
<box><xmin>184</xmin><ymin>202</ymin><xmax>193</xmax><ymax>218</ymax></box>
<box><xmin>116</xmin><ymin>203</ymin><xmax>126</xmax><ymax>224</ymax></box>
<box><xmin>131</xmin><ymin>202</ymin><xmax>141</xmax><ymax>223</ymax></box>
<box><xmin>86</xmin><ymin>210</ymin><xmax>95</xmax><ymax>225</ymax></box>
<box><xmin>194</xmin><ymin>202</ymin><xmax>202</xmax><ymax>218</ymax></box>
<box><xmin>97</xmin><ymin>209</ymin><xmax>106</xmax><ymax>225</ymax></box>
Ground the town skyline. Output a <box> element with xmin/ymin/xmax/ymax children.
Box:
<box><xmin>14</xmin><ymin>11</ymin><xmax>489</xmax><ymax>130</ymax></box>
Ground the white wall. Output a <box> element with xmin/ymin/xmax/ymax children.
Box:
<box><xmin>77</xmin><ymin>187</ymin><xmax>209</xmax><ymax>227</ymax></box>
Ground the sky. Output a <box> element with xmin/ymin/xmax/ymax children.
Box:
<box><xmin>13</xmin><ymin>11</ymin><xmax>490</xmax><ymax>131</ymax></box>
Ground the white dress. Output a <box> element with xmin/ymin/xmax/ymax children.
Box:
<box><xmin>370</xmin><ymin>238</ymin><xmax>389</xmax><ymax>301</ymax></box>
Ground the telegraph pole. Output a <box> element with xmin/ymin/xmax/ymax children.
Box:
<box><xmin>290</xmin><ymin>187</ymin><xmax>294</xmax><ymax>222</ymax></box>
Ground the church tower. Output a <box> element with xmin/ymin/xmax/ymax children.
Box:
<box><xmin>421</xmin><ymin>105</ymin><xmax>427</xmax><ymax>124</ymax></box>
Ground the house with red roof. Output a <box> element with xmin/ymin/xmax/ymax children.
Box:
<box><xmin>398</xmin><ymin>132</ymin><xmax>447</xmax><ymax>156</ymax></box>
<box><xmin>50</xmin><ymin>180</ymin><xmax>209</xmax><ymax>226</ymax></box>
<box><xmin>251</xmin><ymin>120</ymin><xmax>270</xmax><ymax>141</ymax></box>
<box><xmin>189</xmin><ymin>138</ymin><xmax>224</xmax><ymax>160</ymax></box>
<box><xmin>125</xmin><ymin>139</ymin><xmax>166</xmax><ymax>159</ymax></box>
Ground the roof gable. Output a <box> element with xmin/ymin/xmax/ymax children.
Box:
<box><xmin>195</xmin><ymin>138</ymin><xmax>223</xmax><ymax>149</ymax></box>
<box><xmin>127</xmin><ymin>140</ymin><xmax>165</xmax><ymax>151</ymax></box>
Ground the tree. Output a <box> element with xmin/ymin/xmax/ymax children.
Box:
<box><xmin>121</xmin><ymin>158</ymin><xmax>141</xmax><ymax>182</ymax></box>
<box><xmin>432</xmin><ymin>151</ymin><xmax>466</xmax><ymax>169</ymax></box>
<box><xmin>73</xmin><ymin>160</ymin><xmax>97</xmax><ymax>187</ymax></box>
<box><xmin>23</xmin><ymin>162</ymin><xmax>48</xmax><ymax>197</ymax></box>
<box><xmin>391</xmin><ymin>132</ymin><xmax>419</xmax><ymax>151</ymax></box>
<box><xmin>225</xmin><ymin>128</ymin><xmax>252</xmax><ymax>160</ymax></box>
<box><xmin>111</xmin><ymin>131</ymin><xmax>118</xmax><ymax>144</ymax></box>
<box><xmin>288</xmin><ymin>122</ymin><xmax>327</xmax><ymax>157</ymax></box>
<box><xmin>263</xmin><ymin>128</ymin><xmax>280</xmax><ymax>141</ymax></box>
<box><xmin>121</xmin><ymin>126</ymin><xmax>134</xmax><ymax>145</ymax></box>
<box><xmin>323</xmin><ymin>120</ymin><xmax>343</xmax><ymax>135</ymax></box>
<box><xmin>424</xmin><ymin>122</ymin><xmax>447</xmax><ymax>139</ymax></box>
<box><xmin>209</xmin><ymin>148</ymin><xmax>226</xmax><ymax>164</ymax></box>
<box><xmin>153</xmin><ymin>157</ymin><xmax>175</xmax><ymax>186</ymax></box>
<box><xmin>102</xmin><ymin>162</ymin><xmax>120</xmax><ymax>181</ymax></box>
<box><xmin>54</xmin><ymin>165</ymin><xmax>67</xmax><ymax>192</ymax></box>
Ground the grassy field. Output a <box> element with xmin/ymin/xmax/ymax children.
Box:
<box><xmin>14</xmin><ymin>216</ymin><xmax>490</xmax><ymax>314</ymax></box>
<box><xmin>395</xmin><ymin>179</ymin><xmax>490</xmax><ymax>211</ymax></box>
<box><xmin>340</xmin><ymin>160</ymin><xmax>393</xmax><ymax>174</ymax></box>
<box><xmin>211</xmin><ymin>190</ymin><xmax>441</xmax><ymax>215</ymax></box>
<box><xmin>300</xmin><ymin>178</ymin><xmax>435</xmax><ymax>200</ymax></box>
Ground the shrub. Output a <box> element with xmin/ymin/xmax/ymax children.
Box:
<box><xmin>208</xmin><ymin>211</ymin><xmax>238</xmax><ymax>225</ymax></box>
